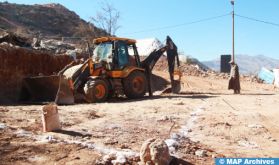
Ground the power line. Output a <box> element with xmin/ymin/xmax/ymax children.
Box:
<box><xmin>235</xmin><ymin>14</ymin><xmax>279</xmax><ymax>27</ymax></box>
<box><xmin>2</xmin><ymin>13</ymin><xmax>277</xmax><ymax>40</ymax></box>
<box><xmin>121</xmin><ymin>13</ymin><xmax>231</xmax><ymax>35</ymax></box>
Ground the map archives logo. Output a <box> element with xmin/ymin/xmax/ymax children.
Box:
<box><xmin>215</xmin><ymin>158</ymin><xmax>279</xmax><ymax>165</ymax></box>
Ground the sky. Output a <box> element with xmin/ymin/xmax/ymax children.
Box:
<box><xmin>4</xmin><ymin>0</ymin><xmax>279</xmax><ymax>61</ymax></box>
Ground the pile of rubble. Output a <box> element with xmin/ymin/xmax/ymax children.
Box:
<box><xmin>0</xmin><ymin>31</ymin><xmax>87</xmax><ymax>59</ymax></box>
<box><xmin>151</xmin><ymin>56</ymin><xmax>260</xmax><ymax>83</ymax></box>
<box><xmin>0</xmin><ymin>31</ymin><xmax>31</xmax><ymax>47</ymax></box>
<box><xmin>153</xmin><ymin>56</ymin><xmax>220</xmax><ymax>77</ymax></box>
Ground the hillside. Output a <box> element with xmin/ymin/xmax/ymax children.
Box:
<box><xmin>203</xmin><ymin>55</ymin><xmax>279</xmax><ymax>75</ymax></box>
<box><xmin>0</xmin><ymin>2</ymin><xmax>108</xmax><ymax>38</ymax></box>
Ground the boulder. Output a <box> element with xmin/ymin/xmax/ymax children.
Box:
<box><xmin>140</xmin><ymin>138</ymin><xmax>171</xmax><ymax>165</ymax></box>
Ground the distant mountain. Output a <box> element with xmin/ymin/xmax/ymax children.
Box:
<box><xmin>0</xmin><ymin>2</ymin><xmax>108</xmax><ymax>38</ymax></box>
<box><xmin>203</xmin><ymin>55</ymin><xmax>279</xmax><ymax>75</ymax></box>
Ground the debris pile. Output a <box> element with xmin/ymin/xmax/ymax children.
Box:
<box><xmin>0</xmin><ymin>32</ymin><xmax>31</xmax><ymax>47</ymax></box>
<box><xmin>151</xmin><ymin>56</ymin><xmax>261</xmax><ymax>82</ymax></box>
<box><xmin>241</xmin><ymin>74</ymin><xmax>260</xmax><ymax>83</ymax></box>
<box><xmin>34</xmin><ymin>38</ymin><xmax>88</xmax><ymax>59</ymax></box>
<box><xmin>152</xmin><ymin>56</ymin><xmax>214</xmax><ymax>78</ymax></box>
<box><xmin>33</xmin><ymin>39</ymin><xmax>75</xmax><ymax>53</ymax></box>
<box><xmin>0</xmin><ymin>31</ymin><xmax>87</xmax><ymax>58</ymax></box>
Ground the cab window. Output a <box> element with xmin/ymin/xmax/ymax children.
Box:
<box><xmin>93</xmin><ymin>42</ymin><xmax>112</xmax><ymax>62</ymax></box>
<box><xmin>117</xmin><ymin>41</ymin><xmax>129</xmax><ymax>68</ymax></box>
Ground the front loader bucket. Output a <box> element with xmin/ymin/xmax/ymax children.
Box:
<box><xmin>19</xmin><ymin>75</ymin><xmax>74</xmax><ymax>105</ymax></box>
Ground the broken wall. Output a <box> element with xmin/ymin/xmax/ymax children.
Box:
<box><xmin>0</xmin><ymin>45</ymin><xmax>72</xmax><ymax>103</ymax></box>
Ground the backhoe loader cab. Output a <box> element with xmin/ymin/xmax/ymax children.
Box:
<box><xmin>92</xmin><ymin>37</ymin><xmax>140</xmax><ymax>69</ymax></box>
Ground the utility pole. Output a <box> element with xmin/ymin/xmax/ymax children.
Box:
<box><xmin>231</xmin><ymin>0</ymin><xmax>235</xmax><ymax>62</ymax></box>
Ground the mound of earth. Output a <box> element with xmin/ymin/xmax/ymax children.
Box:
<box><xmin>0</xmin><ymin>45</ymin><xmax>72</xmax><ymax>103</ymax></box>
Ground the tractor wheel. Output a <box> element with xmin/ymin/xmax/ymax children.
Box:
<box><xmin>84</xmin><ymin>79</ymin><xmax>108</xmax><ymax>103</ymax></box>
<box><xmin>123</xmin><ymin>71</ymin><xmax>147</xmax><ymax>99</ymax></box>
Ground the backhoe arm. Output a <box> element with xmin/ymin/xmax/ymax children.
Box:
<box><xmin>140</xmin><ymin>46</ymin><xmax>168</xmax><ymax>71</ymax></box>
<box><xmin>141</xmin><ymin>36</ymin><xmax>181</xmax><ymax>95</ymax></box>
<box><xmin>140</xmin><ymin>36</ymin><xmax>179</xmax><ymax>72</ymax></box>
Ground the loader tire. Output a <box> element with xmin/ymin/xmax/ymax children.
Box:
<box><xmin>123</xmin><ymin>71</ymin><xmax>147</xmax><ymax>99</ymax></box>
<box><xmin>84</xmin><ymin>79</ymin><xmax>108</xmax><ymax>103</ymax></box>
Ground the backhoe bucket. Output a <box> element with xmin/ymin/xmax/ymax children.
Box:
<box><xmin>171</xmin><ymin>69</ymin><xmax>182</xmax><ymax>93</ymax></box>
<box><xmin>19</xmin><ymin>75</ymin><xmax>74</xmax><ymax>105</ymax></box>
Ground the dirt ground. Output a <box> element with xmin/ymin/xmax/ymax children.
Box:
<box><xmin>0</xmin><ymin>71</ymin><xmax>278</xmax><ymax>165</ymax></box>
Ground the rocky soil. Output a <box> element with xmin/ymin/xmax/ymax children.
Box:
<box><xmin>0</xmin><ymin>70</ymin><xmax>278</xmax><ymax>164</ymax></box>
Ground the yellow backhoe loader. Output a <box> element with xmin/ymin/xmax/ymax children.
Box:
<box><xmin>19</xmin><ymin>36</ymin><xmax>181</xmax><ymax>104</ymax></box>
